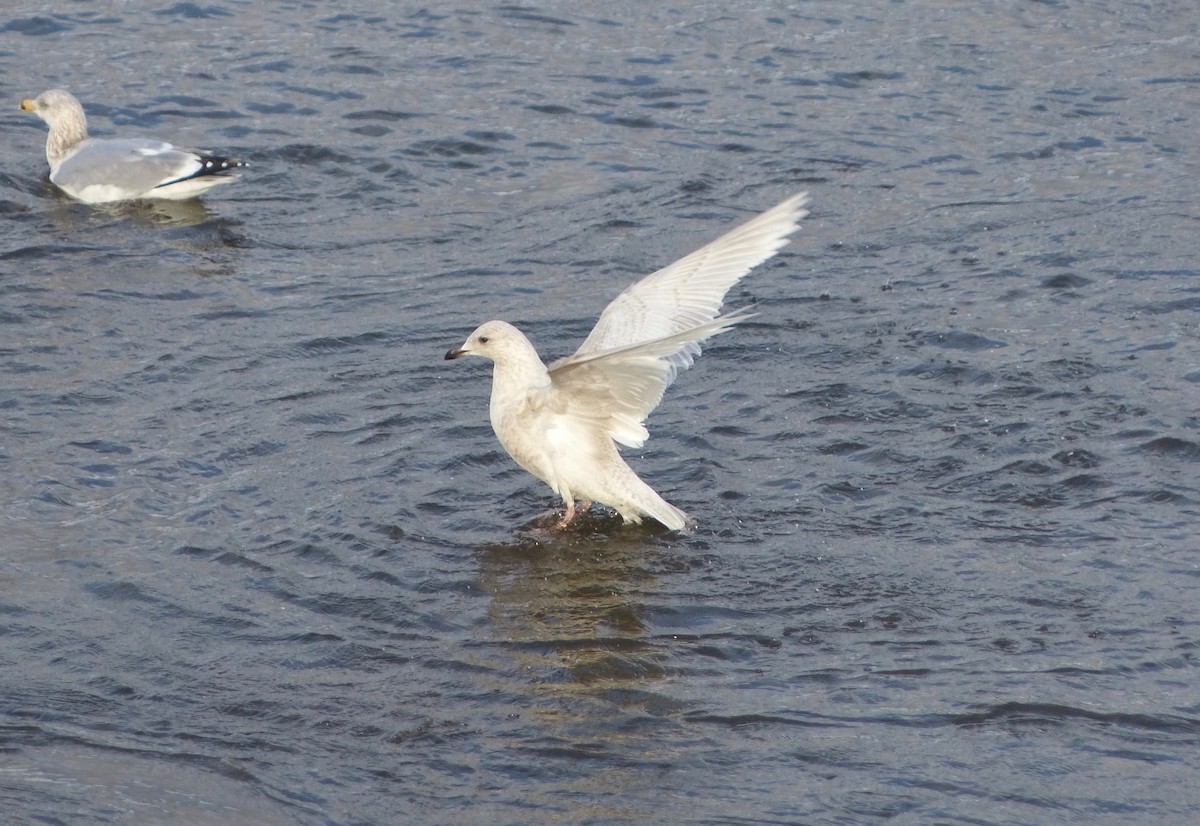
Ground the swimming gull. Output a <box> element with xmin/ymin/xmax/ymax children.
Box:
<box><xmin>20</xmin><ymin>89</ymin><xmax>246</xmax><ymax>204</ymax></box>
<box><xmin>445</xmin><ymin>192</ymin><xmax>810</xmax><ymax>530</ymax></box>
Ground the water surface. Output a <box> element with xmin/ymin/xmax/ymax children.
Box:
<box><xmin>1</xmin><ymin>2</ymin><xmax>1198</xmax><ymax>824</ymax></box>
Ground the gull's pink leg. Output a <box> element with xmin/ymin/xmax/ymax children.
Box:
<box><xmin>555</xmin><ymin>500</ymin><xmax>577</xmax><ymax>529</ymax></box>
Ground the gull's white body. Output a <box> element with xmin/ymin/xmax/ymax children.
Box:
<box><xmin>446</xmin><ymin>192</ymin><xmax>810</xmax><ymax>530</ymax></box>
<box><xmin>20</xmin><ymin>89</ymin><xmax>245</xmax><ymax>204</ymax></box>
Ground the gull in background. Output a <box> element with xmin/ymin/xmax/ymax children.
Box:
<box><xmin>20</xmin><ymin>89</ymin><xmax>246</xmax><ymax>204</ymax></box>
<box><xmin>445</xmin><ymin>192</ymin><xmax>810</xmax><ymax>531</ymax></box>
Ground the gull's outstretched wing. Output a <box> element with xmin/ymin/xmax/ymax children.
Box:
<box><xmin>571</xmin><ymin>192</ymin><xmax>809</xmax><ymax>372</ymax></box>
<box><xmin>545</xmin><ymin>192</ymin><xmax>809</xmax><ymax>447</ymax></box>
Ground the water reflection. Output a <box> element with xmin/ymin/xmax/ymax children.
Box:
<box><xmin>113</xmin><ymin>198</ymin><xmax>219</xmax><ymax>228</ymax></box>
<box><xmin>478</xmin><ymin>516</ymin><xmax>674</xmax><ymax>694</ymax></box>
<box><xmin>38</xmin><ymin>193</ymin><xmax>221</xmax><ymax>230</ymax></box>
<box><xmin>474</xmin><ymin>520</ymin><xmax>686</xmax><ymax>824</ymax></box>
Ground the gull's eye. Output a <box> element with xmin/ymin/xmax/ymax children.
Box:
<box><xmin>478</xmin><ymin>336</ymin><xmax>490</xmax><ymax>344</ymax></box>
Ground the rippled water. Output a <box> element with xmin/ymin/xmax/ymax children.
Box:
<box><xmin>2</xmin><ymin>2</ymin><xmax>1198</xmax><ymax>824</ymax></box>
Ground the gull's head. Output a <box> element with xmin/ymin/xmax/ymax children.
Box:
<box><xmin>20</xmin><ymin>89</ymin><xmax>85</xmax><ymax>127</ymax></box>
<box><xmin>445</xmin><ymin>320</ymin><xmax>538</xmax><ymax>367</ymax></box>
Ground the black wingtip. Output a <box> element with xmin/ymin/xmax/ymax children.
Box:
<box><xmin>198</xmin><ymin>154</ymin><xmax>247</xmax><ymax>173</ymax></box>
<box><xmin>153</xmin><ymin>152</ymin><xmax>247</xmax><ymax>190</ymax></box>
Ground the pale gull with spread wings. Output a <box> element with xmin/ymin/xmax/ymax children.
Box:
<box><xmin>445</xmin><ymin>192</ymin><xmax>810</xmax><ymax>531</ymax></box>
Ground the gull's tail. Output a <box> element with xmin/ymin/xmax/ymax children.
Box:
<box><xmin>619</xmin><ymin>473</ymin><xmax>691</xmax><ymax>532</ymax></box>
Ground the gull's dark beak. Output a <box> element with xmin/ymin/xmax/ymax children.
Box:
<box><xmin>444</xmin><ymin>347</ymin><xmax>467</xmax><ymax>360</ymax></box>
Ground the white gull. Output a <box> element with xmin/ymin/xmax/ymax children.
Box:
<box><xmin>445</xmin><ymin>192</ymin><xmax>810</xmax><ymax>531</ymax></box>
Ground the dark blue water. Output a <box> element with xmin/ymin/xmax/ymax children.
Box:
<box><xmin>2</xmin><ymin>2</ymin><xmax>1198</xmax><ymax>824</ymax></box>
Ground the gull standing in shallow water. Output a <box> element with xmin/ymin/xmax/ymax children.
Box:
<box><xmin>20</xmin><ymin>89</ymin><xmax>246</xmax><ymax>204</ymax></box>
<box><xmin>445</xmin><ymin>192</ymin><xmax>810</xmax><ymax>531</ymax></box>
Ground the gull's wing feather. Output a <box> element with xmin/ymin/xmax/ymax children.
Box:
<box><xmin>54</xmin><ymin>138</ymin><xmax>209</xmax><ymax>195</ymax></box>
<box><xmin>573</xmin><ymin>192</ymin><xmax>809</xmax><ymax>372</ymax></box>
<box><xmin>549</xmin><ymin>311</ymin><xmax>754</xmax><ymax>448</ymax></box>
